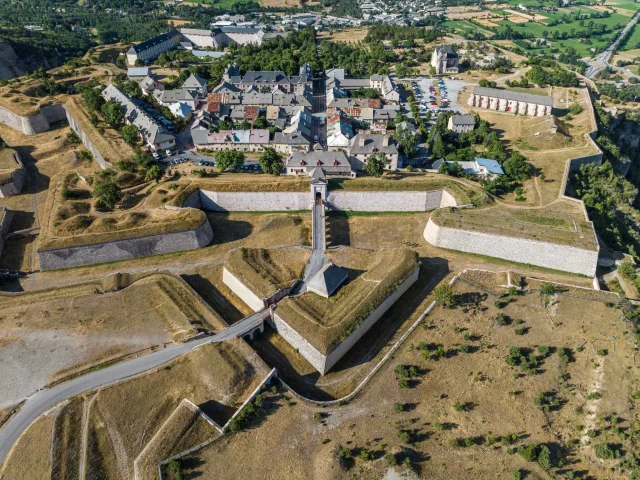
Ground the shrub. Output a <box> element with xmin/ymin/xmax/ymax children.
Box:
<box><xmin>517</xmin><ymin>444</ymin><xmax>539</xmax><ymax>462</ymax></box>
<box><xmin>586</xmin><ymin>392</ymin><xmax>601</xmax><ymax>400</ymax></box>
<box><xmin>394</xmin><ymin>403</ymin><xmax>405</xmax><ymax>413</ymax></box>
<box><xmin>434</xmin><ymin>284</ymin><xmax>454</xmax><ymax>308</ymax></box>
<box><xmin>394</xmin><ymin>364</ymin><xmax>419</xmax><ymax>378</ymax></box>
<box><xmin>594</xmin><ymin>443</ymin><xmax>621</xmax><ymax>459</ymax></box>
<box><xmin>459</xmin><ymin>344</ymin><xmax>471</xmax><ymax>353</ymax></box>
<box><xmin>557</xmin><ymin>347</ymin><xmax>573</xmax><ymax>363</ymax></box>
<box><xmin>384</xmin><ymin>452</ymin><xmax>398</xmax><ymax>466</ymax></box>
<box><xmin>515</xmin><ymin>328</ymin><xmax>527</xmax><ymax>335</ymax></box>
<box><xmin>597</xmin><ymin>349</ymin><xmax>608</xmax><ymax>356</ymax></box>
<box><xmin>398</xmin><ymin>378</ymin><xmax>409</xmax><ymax>389</ymax></box>
<box><xmin>508</xmin><ymin>286</ymin><xmax>519</xmax><ymax>296</ymax></box>
<box><xmin>535</xmin><ymin>391</ymin><xmax>562</xmax><ymax>412</ymax></box>
<box><xmin>538</xmin><ymin>345</ymin><xmax>550</xmax><ymax>357</ymax></box>
<box><xmin>359</xmin><ymin>448</ymin><xmax>373</xmax><ymax>461</ymax></box>
<box><xmin>495</xmin><ymin>313</ymin><xmax>509</xmax><ymax>326</ymax></box>
<box><xmin>396</xmin><ymin>429</ymin><xmax>412</xmax><ymax>444</ymax></box>
<box><xmin>540</xmin><ymin>283</ymin><xmax>556</xmax><ymax>295</ymax></box>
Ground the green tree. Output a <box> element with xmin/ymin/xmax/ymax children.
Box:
<box><xmin>92</xmin><ymin>177</ymin><xmax>121</xmax><ymax>210</ymax></box>
<box><xmin>365</xmin><ymin>152</ymin><xmax>390</xmax><ymax>177</ymax></box>
<box><xmin>434</xmin><ymin>284</ymin><xmax>454</xmax><ymax>308</ymax></box>
<box><xmin>431</xmin><ymin>135</ymin><xmax>446</xmax><ymax>159</ymax></box>
<box><xmin>101</xmin><ymin>101</ymin><xmax>124</xmax><ymax>128</ymax></box>
<box><xmin>215</xmin><ymin>150</ymin><xmax>245</xmax><ymax>172</ymax></box>
<box><xmin>503</xmin><ymin>152</ymin><xmax>531</xmax><ymax>181</ymax></box>
<box><xmin>393</xmin><ymin>125</ymin><xmax>419</xmax><ymax>158</ymax></box>
<box><xmin>82</xmin><ymin>87</ymin><xmax>104</xmax><ymax>113</ymax></box>
<box><xmin>145</xmin><ymin>164</ymin><xmax>162</xmax><ymax>182</ymax></box>
<box><xmin>121</xmin><ymin>125</ymin><xmax>138</xmax><ymax>145</ymax></box>
<box><xmin>259</xmin><ymin>147</ymin><xmax>284</xmax><ymax>175</ymax></box>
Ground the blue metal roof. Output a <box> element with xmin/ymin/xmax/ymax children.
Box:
<box><xmin>476</xmin><ymin>157</ymin><xmax>504</xmax><ymax>175</ymax></box>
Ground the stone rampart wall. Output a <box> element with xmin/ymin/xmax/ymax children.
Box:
<box><xmin>0</xmin><ymin>156</ymin><xmax>25</xmax><ymax>198</ymax></box>
<box><xmin>198</xmin><ymin>190</ymin><xmax>311</xmax><ymax>211</ymax></box>
<box><xmin>0</xmin><ymin>207</ymin><xmax>13</xmax><ymax>260</ymax></box>
<box><xmin>196</xmin><ymin>189</ymin><xmax>459</xmax><ymax>213</ymax></box>
<box><xmin>0</xmin><ymin>103</ymin><xmax>66</xmax><ymax>135</ymax></box>
<box><xmin>64</xmin><ymin>105</ymin><xmax>112</xmax><ymax>169</ymax></box>
<box><xmin>423</xmin><ymin>218</ymin><xmax>598</xmax><ymax>276</ymax></box>
<box><xmin>323</xmin><ymin>267</ymin><xmax>420</xmax><ymax>373</ymax></box>
<box><xmin>326</xmin><ymin>190</ymin><xmax>455</xmax><ymax>211</ymax></box>
<box><xmin>222</xmin><ymin>267</ymin><xmax>265</xmax><ymax>312</ymax></box>
<box><xmin>38</xmin><ymin>218</ymin><xmax>213</xmax><ymax>271</ymax></box>
<box><xmin>269</xmin><ymin>312</ymin><xmax>328</xmax><ymax>373</ymax></box>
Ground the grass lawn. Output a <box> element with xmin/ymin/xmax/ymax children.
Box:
<box><xmin>621</xmin><ymin>23</ymin><xmax>640</xmax><ymax>50</ymax></box>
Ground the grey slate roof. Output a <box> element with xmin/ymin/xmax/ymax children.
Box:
<box><xmin>182</xmin><ymin>74</ymin><xmax>207</xmax><ymax>89</ymax></box>
<box><xmin>350</xmin><ymin>134</ymin><xmax>398</xmax><ymax>155</ymax></box>
<box><xmin>307</xmin><ymin>263</ymin><xmax>348</xmax><ymax>297</ymax></box>
<box><xmin>450</xmin><ymin>114</ymin><xmax>475</xmax><ymax>126</ymax></box>
<box><xmin>155</xmin><ymin>88</ymin><xmax>197</xmax><ymax>104</ymax></box>
<box><xmin>101</xmin><ymin>84</ymin><xmax>174</xmax><ymax>146</ymax></box>
<box><xmin>274</xmin><ymin>131</ymin><xmax>310</xmax><ymax>146</ymax></box>
<box><xmin>287</xmin><ymin>150</ymin><xmax>351</xmax><ymax>168</ymax></box>
<box><xmin>472</xmin><ymin>86</ymin><xmax>554</xmax><ymax>106</ymax></box>
<box><xmin>127</xmin><ymin>30</ymin><xmax>181</xmax><ymax>55</ymax></box>
<box><xmin>241</xmin><ymin>71</ymin><xmax>290</xmax><ymax>84</ymax></box>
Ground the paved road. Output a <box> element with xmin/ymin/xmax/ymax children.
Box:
<box><xmin>0</xmin><ymin>310</ymin><xmax>268</xmax><ymax>467</ymax></box>
<box><xmin>585</xmin><ymin>10</ymin><xmax>640</xmax><ymax>79</ymax></box>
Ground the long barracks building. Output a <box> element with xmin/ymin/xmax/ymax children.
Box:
<box><xmin>467</xmin><ymin>86</ymin><xmax>553</xmax><ymax>116</ymax></box>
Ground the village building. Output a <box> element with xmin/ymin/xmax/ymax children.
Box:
<box><xmin>431</xmin><ymin>45</ymin><xmax>459</xmax><ymax>74</ymax></box>
<box><xmin>139</xmin><ymin>76</ymin><xmax>164</xmax><ymax>96</ymax></box>
<box><xmin>182</xmin><ymin>74</ymin><xmax>208</xmax><ymax>98</ymax></box>
<box><xmin>127</xmin><ymin>67</ymin><xmax>150</xmax><ymax>81</ymax></box>
<box><xmin>349</xmin><ymin>133</ymin><xmax>399</xmax><ymax>170</ymax></box>
<box><xmin>285</xmin><ymin>151</ymin><xmax>355</xmax><ymax>177</ymax></box>
<box><xmin>326</xmin><ymin>113</ymin><xmax>354</xmax><ymax>151</ymax></box>
<box><xmin>154</xmin><ymin>88</ymin><xmax>199</xmax><ymax>109</ymax></box>
<box><xmin>433</xmin><ymin>157</ymin><xmax>505</xmax><ymax>178</ymax></box>
<box><xmin>191</xmin><ymin>128</ymin><xmax>270</xmax><ymax>152</ymax></box>
<box><xmin>126</xmin><ymin>30</ymin><xmax>182</xmax><ymax>66</ymax></box>
<box><xmin>467</xmin><ymin>86</ymin><xmax>553</xmax><ymax>116</ymax></box>
<box><xmin>448</xmin><ymin>114</ymin><xmax>475</xmax><ymax>133</ymax></box>
<box><xmin>101</xmin><ymin>84</ymin><xmax>175</xmax><ymax>152</ymax></box>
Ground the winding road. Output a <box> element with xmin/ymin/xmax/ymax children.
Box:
<box><xmin>0</xmin><ymin>309</ymin><xmax>267</xmax><ymax>467</ymax></box>
<box><xmin>585</xmin><ymin>10</ymin><xmax>640</xmax><ymax>79</ymax></box>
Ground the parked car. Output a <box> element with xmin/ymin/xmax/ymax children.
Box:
<box><xmin>152</xmin><ymin>152</ymin><xmax>161</xmax><ymax>160</ymax></box>
<box><xmin>166</xmin><ymin>149</ymin><xmax>173</xmax><ymax>156</ymax></box>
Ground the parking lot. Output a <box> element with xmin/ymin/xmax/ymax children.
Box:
<box><xmin>160</xmin><ymin>151</ymin><xmax>263</xmax><ymax>174</ymax></box>
<box><xmin>409</xmin><ymin>77</ymin><xmax>474</xmax><ymax>116</ymax></box>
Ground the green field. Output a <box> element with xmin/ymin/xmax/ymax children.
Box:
<box><xmin>621</xmin><ymin>23</ymin><xmax>640</xmax><ymax>50</ymax></box>
<box><xmin>443</xmin><ymin>19</ymin><xmax>496</xmax><ymax>37</ymax></box>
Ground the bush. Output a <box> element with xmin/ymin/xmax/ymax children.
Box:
<box><xmin>396</xmin><ymin>429</ymin><xmax>412</xmax><ymax>444</ymax></box>
<box><xmin>594</xmin><ymin>443</ymin><xmax>621</xmax><ymax>459</ymax></box>
<box><xmin>517</xmin><ymin>443</ymin><xmax>539</xmax><ymax>462</ymax></box>
<box><xmin>434</xmin><ymin>284</ymin><xmax>454</xmax><ymax>308</ymax></box>
<box><xmin>538</xmin><ymin>345</ymin><xmax>550</xmax><ymax>357</ymax></box>
<box><xmin>534</xmin><ymin>390</ymin><xmax>562</xmax><ymax>412</ymax></box>
<box><xmin>394</xmin><ymin>402</ymin><xmax>405</xmax><ymax>413</ymax></box>
<box><xmin>557</xmin><ymin>347</ymin><xmax>573</xmax><ymax>363</ymax></box>
<box><xmin>384</xmin><ymin>452</ymin><xmax>398</xmax><ymax>466</ymax></box>
<box><xmin>459</xmin><ymin>344</ymin><xmax>470</xmax><ymax>353</ymax></box>
<box><xmin>596</xmin><ymin>349</ymin><xmax>608</xmax><ymax>356</ymax></box>
<box><xmin>495</xmin><ymin>313</ymin><xmax>509</xmax><ymax>326</ymax></box>
<box><xmin>540</xmin><ymin>283</ymin><xmax>556</xmax><ymax>295</ymax></box>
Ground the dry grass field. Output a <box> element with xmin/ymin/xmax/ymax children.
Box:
<box><xmin>225</xmin><ymin>246</ymin><xmax>310</xmax><ymax>298</ymax></box>
<box><xmin>318</xmin><ymin>28</ymin><xmax>369</xmax><ymax>44</ymax></box>
<box><xmin>180</xmin><ymin>270</ymin><xmax>639</xmax><ymax>480</ymax></box>
<box><xmin>0</xmin><ymin>148</ymin><xmax>20</xmax><ymax>185</ymax></box>
<box><xmin>84</xmin><ymin>340</ymin><xmax>269</xmax><ymax>480</ymax></box>
<box><xmin>0</xmin><ymin>272</ymin><xmax>223</xmax><ymax>409</ymax></box>
<box><xmin>260</xmin><ymin>0</ymin><xmax>301</xmax><ymax>6</ymax></box>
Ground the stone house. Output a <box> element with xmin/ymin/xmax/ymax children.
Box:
<box><xmin>285</xmin><ymin>151</ymin><xmax>355</xmax><ymax>177</ymax></box>
<box><xmin>348</xmin><ymin>134</ymin><xmax>399</xmax><ymax>170</ymax></box>
<box><xmin>448</xmin><ymin>114</ymin><xmax>475</xmax><ymax>133</ymax></box>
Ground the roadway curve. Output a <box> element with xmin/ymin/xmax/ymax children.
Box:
<box><xmin>0</xmin><ymin>311</ymin><xmax>266</xmax><ymax>468</ymax></box>
<box><xmin>585</xmin><ymin>10</ymin><xmax>640</xmax><ymax>79</ymax></box>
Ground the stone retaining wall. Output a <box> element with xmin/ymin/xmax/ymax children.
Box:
<box><xmin>0</xmin><ymin>103</ymin><xmax>66</xmax><ymax>135</ymax></box>
<box><xmin>64</xmin><ymin>105</ymin><xmax>112</xmax><ymax>169</ymax></box>
<box><xmin>38</xmin><ymin>217</ymin><xmax>213</xmax><ymax>271</ymax></box>
<box><xmin>197</xmin><ymin>189</ymin><xmax>458</xmax><ymax>213</ymax></box>
<box><xmin>0</xmin><ymin>151</ymin><xmax>25</xmax><ymax>198</ymax></box>
<box><xmin>199</xmin><ymin>190</ymin><xmax>311</xmax><ymax>211</ymax></box>
<box><xmin>271</xmin><ymin>266</ymin><xmax>420</xmax><ymax>375</ymax></box>
<box><xmin>423</xmin><ymin>218</ymin><xmax>599</xmax><ymax>276</ymax></box>
<box><xmin>222</xmin><ymin>267</ymin><xmax>265</xmax><ymax>312</ymax></box>
<box><xmin>0</xmin><ymin>207</ymin><xmax>13</xmax><ymax>260</ymax></box>
<box><xmin>326</xmin><ymin>189</ymin><xmax>457</xmax><ymax>212</ymax></box>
